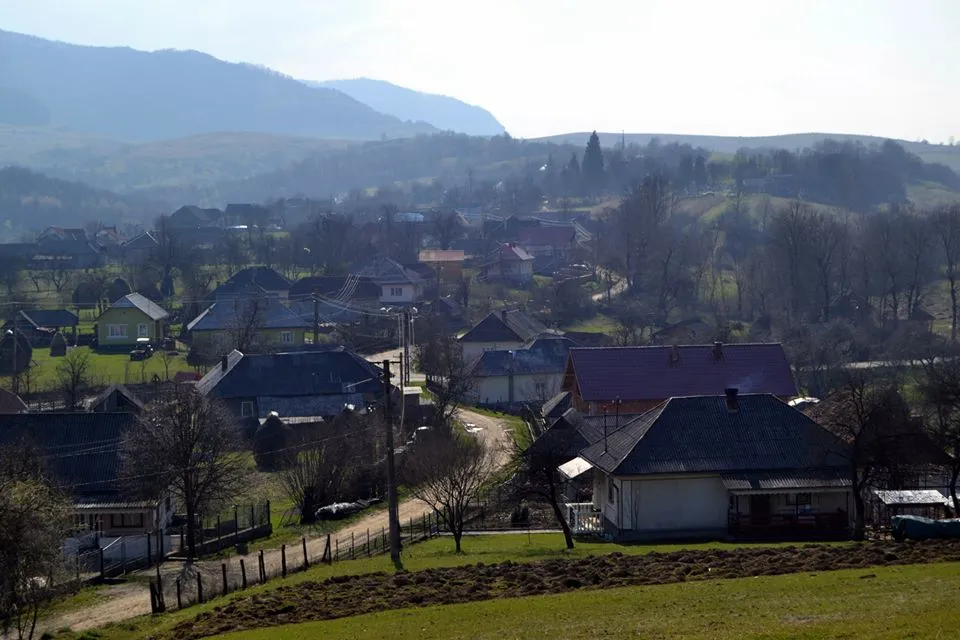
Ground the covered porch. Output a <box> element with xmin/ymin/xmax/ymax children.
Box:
<box><xmin>722</xmin><ymin>471</ymin><xmax>852</xmax><ymax>540</ymax></box>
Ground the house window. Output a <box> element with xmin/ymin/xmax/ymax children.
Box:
<box><xmin>240</xmin><ymin>401</ymin><xmax>254</xmax><ymax>417</ymax></box>
<box><xmin>109</xmin><ymin>513</ymin><xmax>144</xmax><ymax>529</ymax></box>
<box><xmin>787</xmin><ymin>492</ymin><xmax>812</xmax><ymax>506</ymax></box>
<box><xmin>108</xmin><ymin>324</ymin><xmax>127</xmax><ymax>339</ymax></box>
<box><xmin>280</xmin><ymin>330</ymin><xmax>293</xmax><ymax>344</ymax></box>
<box><xmin>137</xmin><ymin>323</ymin><xmax>149</xmax><ymax>338</ymax></box>
<box><xmin>534</xmin><ymin>382</ymin><xmax>546</xmax><ymax>398</ymax></box>
<box><xmin>389</xmin><ymin>287</ymin><xmax>403</xmax><ymax>297</ymax></box>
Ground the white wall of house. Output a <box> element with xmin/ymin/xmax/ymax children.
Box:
<box><xmin>470</xmin><ymin>372</ymin><xmax>563</xmax><ymax>405</ymax></box>
<box><xmin>461</xmin><ymin>340</ymin><xmax>526</xmax><ymax>363</ymax></box>
<box><xmin>597</xmin><ymin>474</ymin><xmax>729</xmax><ymax>534</ymax></box>
<box><xmin>379</xmin><ymin>283</ymin><xmax>421</xmax><ymax>304</ymax></box>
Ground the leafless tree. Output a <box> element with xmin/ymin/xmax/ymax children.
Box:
<box><xmin>918</xmin><ymin>357</ymin><xmax>960</xmax><ymax>512</ymax></box>
<box><xmin>0</xmin><ymin>445</ymin><xmax>71</xmax><ymax>640</ymax></box>
<box><xmin>809</xmin><ymin>373</ymin><xmax>916</xmax><ymax>539</ymax></box>
<box><xmin>415</xmin><ymin>323</ymin><xmax>476</xmax><ymax>428</ymax></box>
<box><xmin>0</xmin><ymin>257</ymin><xmax>23</xmax><ymax>296</ymax></box>
<box><xmin>510</xmin><ymin>429</ymin><xmax>577</xmax><ymax>549</ymax></box>
<box><xmin>55</xmin><ymin>348</ymin><xmax>92</xmax><ymax>410</ymax></box>
<box><xmin>225</xmin><ymin>294</ymin><xmax>267</xmax><ymax>354</ymax></box>
<box><xmin>120</xmin><ymin>386</ymin><xmax>250</xmax><ymax>558</ymax></box>
<box><xmin>44</xmin><ymin>261</ymin><xmax>70</xmax><ymax>295</ymax></box>
<box><xmin>431</xmin><ymin>210</ymin><xmax>463</xmax><ymax>250</ymax></box>
<box><xmin>933</xmin><ymin>205</ymin><xmax>960</xmax><ymax>342</ymax></box>
<box><xmin>404</xmin><ymin>434</ymin><xmax>495</xmax><ymax>552</ymax></box>
<box><xmin>157</xmin><ymin>348</ymin><xmax>178</xmax><ymax>381</ymax></box>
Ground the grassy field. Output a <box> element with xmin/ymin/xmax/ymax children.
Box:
<box><xmin>219</xmin><ymin>561</ymin><xmax>960</xmax><ymax>640</ymax></box>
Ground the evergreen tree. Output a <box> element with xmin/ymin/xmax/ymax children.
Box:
<box><xmin>582</xmin><ymin>131</ymin><xmax>605</xmax><ymax>195</ymax></box>
<box><xmin>561</xmin><ymin>152</ymin><xmax>581</xmax><ymax>197</ymax></box>
<box><xmin>693</xmin><ymin>155</ymin><xmax>709</xmax><ymax>188</ymax></box>
<box><xmin>677</xmin><ymin>155</ymin><xmax>694</xmax><ymax>190</ymax></box>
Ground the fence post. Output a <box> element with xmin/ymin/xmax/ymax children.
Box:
<box><xmin>75</xmin><ymin>555</ymin><xmax>80</xmax><ymax>584</ymax></box>
<box><xmin>266</xmin><ymin>500</ymin><xmax>271</xmax><ymax>526</ymax></box>
<box><xmin>157</xmin><ymin>528</ymin><xmax>163</xmax><ymax>560</ymax></box>
<box><xmin>250</xmin><ymin>505</ymin><xmax>255</xmax><ymax>530</ymax></box>
<box><xmin>156</xmin><ymin>566</ymin><xmax>165</xmax><ymax>612</ymax></box>
<box><xmin>234</xmin><ymin>505</ymin><xmax>240</xmax><ymax>537</ymax></box>
<box><xmin>259</xmin><ymin>550</ymin><xmax>266</xmax><ymax>583</ymax></box>
<box><xmin>99</xmin><ymin>547</ymin><xmax>104</xmax><ymax>579</ymax></box>
<box><xmin>146</xmin><ymin>533</ymin><xmax>152</xmax><ymax>569</ymax></box>
<box><xmin>408</xmin><ymin>517</ymin><xmax>413</xmax><ymax>540</ymax></box>
<box><xmin>281</xmin><ymin>545</ymin><xmax>287</xmax><ymax>578</ymax></box>
<box><xmin>240</xmin><ymin>559</ymin><xmax>247</xmax><ymax>589</ymax></box>
<box><xmin>335</xmin><ymin>537</ymin><xmax>339</xmax><ymax>561</ymax></box>
<box><xmin>350</xmin><ymin>533</ymin><xmax>354</xmax><ymax>559</ymax></box>
<box><xmin>121</xmin><ymin>538</ymin><xmax>127</xmax><ymax>575</ymax></box>
<box><xmin>217</xmin><ymin>515</ymin><xmax>222</xmax><ymax>541</ymax></box>
<box><xmin>302</xmin><ymin>537</ymin><xmax>308</xmax><ymax>568</ymax></box>
<box><xmin>221</xmin><ymin>563</ymin><xmax>228</xmax><ymax>595</ymax></box>
<box><xmin>149</xmin><ymin>581</ymin><xmax>158</xmax><ymax>614</ymax></box>
<box><xmin>422</xmin><ymin>514</ymin><xmax>427</xmax><ymax>539</ymax></box>
<box><xmin>196</xmin><ymin>572</ymin><xmax>203</xmax><ymax>604</ymax></box>
<box><xmin>324</xmin><ymin>534</ymin><xmax>332</xmax><ymax>565</ymax></box>
<box><xmin>366</xmin><ymin>529</ymin><xmax>371</xmax><ymax>556</ymax></box>
<box><xmin>176</xmin><ymin>579</ymin><xmax>182</xmax><ymax>610</ymax></box>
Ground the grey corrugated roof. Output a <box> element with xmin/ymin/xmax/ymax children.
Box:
<box><xmin>459</xmin><ymin>310</ymin><xmax>554</xmax><ymax>344</ymax></box>
<box><xmin>541</xmin><ymin>391</ymin><xmax>572</xmax><ymax>419</ymax></box>
<box><xmin>873</xmin><ymin>489</ymin><xmax>950</xmax><ymax>506</ymax></box>
<box><xmin>0</xmin><ymin>413</ymin><xmax>137</xmax><ymax>497</ymax></box>
<box><xmin>19</xmin><ymin>309</ymin><xmax>79</xmax><ymax>328</ymax></box>
<box><xmin>567</xmin><ymin>343</ymin><xmax>797</xmax><ymax>402</ymax></box>
<box><xmin>256</xmin><ymin>394</ymin><xmax>363</xmax><ymax>418</ymax></box>
<box><xmin>721</xmin><ymin>470</ymin><xmax>851</xmax><ymax>492</ymax></box>
<box><xmin>111</xmin><ymin>293</ymin><xmax>169</xmax><ymax>321</ymax></box>
<box><xmin>468</xmin><ymin>337</ymin><xmax>573</xmax><ymax>377</ymax></box>
<box><xmin>579</xmin><ymin>394</ymin><xmax>848</xmax><ymax>476</ymax></box>
<box><xmin>221</xmin><ymin>266</ymin><xmax>291</xmax><ymax>292</ymax></box>
<box><xmin>187</xmin><ymin>298</ymin><xmax>308</xmax><ymax>332</ymax></box>
<box><xmin>197</xmin><ymin>347</ymin><xmax>384</xmax><ymax>399</ymax></box>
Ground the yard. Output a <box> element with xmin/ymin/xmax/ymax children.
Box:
<box><xmin>220</xmin><ymin>561</ymin><xmax>960</xmax><ymax>640</ymax></box>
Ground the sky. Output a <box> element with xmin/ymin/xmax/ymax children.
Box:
<box><xmin>3</xmin><ymin>0</ymin><xmax>959</xmax><ymax>141</ymax></box>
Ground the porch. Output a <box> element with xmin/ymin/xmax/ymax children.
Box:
<box><xmin>566</xmin><ymin>502</ymin><xmax>602</xmax><ymax>535</ymax></box>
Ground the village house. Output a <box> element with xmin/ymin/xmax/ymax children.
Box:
<box><xmin>120</xmin><ymin>231</ymin><xmax>160</xmax><ymax>264</ymax></box>
<box><xmin>187</xmin><ymin>285</ymin><xmax>308</xmax><ymax>358</ymax></box>
<box><xmin>197</xmin><ymin>347</ymin><xmax>387</xmax><ymax>422</ymax></box>
<box><xmin>2</xmin><ymin>309</ymin><xmax>79</xmax><ymax>346</ymax></box>
<box><xmin>212</xmin><ymin>266</ymin><xmax>292</xmax><ymax>302</ymax></box>
<box><xmin>562</xmin><ymin>392</ymin><xmax>852</xmax><ymax>540</ymax></box>
<box><xmin>34</xmin><ymin>227</ymin><xmax>104</xmax><ymax>269</ymax></box>
<box><xmin>467</xmin><ymin>336</ymin><xmax>575</xmax><ymax>407</ymax></box>
<box><xmin>481</xmin><ymin>243</ymin><xmax>535</xmax><ymax>284</ymax></box>
<box><xmin>0</xmin><ymin>388</ymin><xmax>28</xmax><ymax>414</ymax></box>
<box><xmin>517</xmin><ymin>225</ymin><xmax>578</xmax><ymax>262</ymax></box>
<box><xmin>354</xmin><ymin>256</ymin><xmax>427</xmax><ymax>305</ymax></box>
<box><xmin>458</xmin><ymin>309</ymin><xmax>560</xmax><ymax>362</ymax></box>
<box><xmin>418</xmin><ymin>249</ymin><xmax>465</xmax><ymax>286</ymax></box>
<box><xmin>562</xmin><ymin>342</ymin><xmax>798</xmax><ymax>415</ymax></box>
<box><xmin>96</xmin><ymin>293</ymin><xmax>169</xmax><ymax>348</ymax></box>
<box><xmin>0</xmin><ymin>412</ymin><xmax>173</xmax><ymax>536</ymax></box>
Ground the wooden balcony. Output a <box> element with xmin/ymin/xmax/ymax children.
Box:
<box><xmin>728</xmin><ymin>511</ymin><xmax>849</xmax><ymax>540</ymax></box>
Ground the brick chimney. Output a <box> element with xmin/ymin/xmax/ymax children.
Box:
<box><xmin>725</xmin><ymin>387</ymin><xmax>739</xmax><ymax>412</ymax></box>
<box><xmin>220</xmin><ymin>355</ymin><xmax>229</xmax><ymax>372</ymax></box>
<box><xmin>713</xmin><ymin>341</ymin><xmax>724</xmax><ymax>361</ymax></box>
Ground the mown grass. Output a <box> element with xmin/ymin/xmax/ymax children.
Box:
<box><xmin>219</xmin><ymin>561</ymin><xmax>960</xmax><ymax>640</ymax></box>
<box><xmin>20</xmin><ymin>346</ymin><xmax>198</xmax><ymax>389</ymax></box>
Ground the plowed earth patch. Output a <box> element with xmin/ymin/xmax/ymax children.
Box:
<box><xmin>161</xmin><ymin>539</ymin><xmax>960</xmax><ymax>639</ymax></box>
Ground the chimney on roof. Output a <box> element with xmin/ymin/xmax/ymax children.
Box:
<box><xmin>501</xmin><ymin>309</ymin><xmax>509</xmax><ymax>322</ymax></box>
<box><xmin>713</xmin><ymin>341</ymin><xmax>724</xmax><ymax>361</ymax></box>
<box><xmin>725</xmin><ymin>387</ymin><xmax>739</xmax><ymax>413</ymax></box>
<box><xmin>220</xmin><ymin>355</ymin><xmax>229</xmax><ymax>372</ymax></box>
<box><xmin>669</xmin><ymin>344</ymin><xmax>680</xmax><ymax>366</ymax></box>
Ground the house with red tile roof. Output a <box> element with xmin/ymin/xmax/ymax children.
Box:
<box><xmin>561</xmin><ymin>342</ymin><xmax>798</xmax><ymax>415</ymax></box>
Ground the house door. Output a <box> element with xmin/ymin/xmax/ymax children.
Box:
<box><xmin>750</xmin><ymin>495</ymin><xmax>772</xmax><ymax>519</ymax></box>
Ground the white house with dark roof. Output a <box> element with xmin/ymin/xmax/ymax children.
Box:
<box><xmin>561</xmin><ymin>392</ymin><xmax>852</xmax><ymax>541</ymax></box>
<box><xmin>458</xmin><ymin>309</ymin><xmax>561</xmax><ymax>362</ymax></box>
<box><xmin>467</xmin><ymin>336</ymin><xmax>574</xmax><ymax>406</ymax></box>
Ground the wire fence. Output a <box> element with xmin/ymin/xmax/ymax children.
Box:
<box><xmin>148</xmin><ymin>508</ymin><xmax>444</xmax><ymax>614</ymax></box>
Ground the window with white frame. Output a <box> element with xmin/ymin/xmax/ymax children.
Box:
<box><xmin>389</xmin><ymin>287</ymin><xmax>404</xmax><ymax>297</ymax></box>
<box><xmin>108</xmin><ymin>324</ymin><xmax>127</xmax><ymax>339</ymax></box>
<box><xmin>137</xmin><ymin>323</ymin><xmax>149</xmax><ymax>338</ymax></box>
<box><xmin>280</xmin><ymin>330</ymin><xmax>293</xmax><ymax>344</ymax></box>
<box><xmin>240</xmin><ymin>401</ymin><xmax>254</xmax><ymax>417</ymax></box>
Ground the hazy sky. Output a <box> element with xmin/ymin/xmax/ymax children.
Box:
<box><xmin>4</xmin><ymin>0</ymin><xmax>959</xmax><ymax>141</ymax></box>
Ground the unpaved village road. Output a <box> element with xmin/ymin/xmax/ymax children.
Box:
<box><xmin>42</xmin><ymin>408</ymin><xmax>513</xmax><ymax>634</ymax></box>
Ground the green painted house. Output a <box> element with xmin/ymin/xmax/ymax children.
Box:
<box><xmin>96</xmin><ymin>293</ymin><xmax>169</xmax><ymax>347</ymax></box>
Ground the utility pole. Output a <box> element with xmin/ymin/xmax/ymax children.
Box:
<box><xmin>402</xmin><ymin>309</ymin><xmax>411</xmax><ymax>387</ymax></box>
<box><xmin>382</xmin><ymin>360</ymin><xmax>402</xmax><ymax>565</ymax></box>
<box><xmin>11</xmin><ymin>311</ymin><xmax>19</xmax><ymax>397</ymax></box>
<box><xmin>312</xmin><ymin>295</ymin><xmax>320</xmax><ymax>345</ymax></box>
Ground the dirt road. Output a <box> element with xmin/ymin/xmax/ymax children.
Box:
<box><xmin>591</xmin><ymin>268</ymin><xmax>629</xmax><ymax>302</ymax></box>
<box><xmin>42</xmin><ymin>408</ymin><xmax>512</xmax><ymax>634</ymax></box>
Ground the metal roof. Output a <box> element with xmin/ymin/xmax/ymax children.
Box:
<box><xmin>579</xmin><ymin>394</ymin><xmax>849</xmax><ymax>476</ymax></box>
<box><xmin>468</xmin><ymin>337</ymin><xmax>574</xmax><ymax>377</ymax></box>
<box><xmin>873</xmin><ymin>489</ymin><xmax>950</xmax><ymax>506</ymax></box>
<box><xmin>567</xmin><ymin>343</ymin><xmax>797</xmax><ymax>402</ymax></box>
<box><xmin>110</xmin><ymin>293</ymin><xmax>169</xmax><ymax>321</ymax></box>
<box><xmin>459</xmin><ymin>310</ymin><xmax>554</xmax><ymax>344</ymax></box>
<box><xmin>721</xmin><ymin>470</ymin><xmax>851</xmax><ymax>493</ymax></box>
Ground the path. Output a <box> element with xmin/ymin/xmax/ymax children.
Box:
<box><xmin>591</xmin><ymin>268</ymin><xmax>628</xmax><ymax>302</ymax></box>
<box><xmin>42</xmin><ymin>407</ymin><xmax>511</xmax><ymax>634</ymax></box>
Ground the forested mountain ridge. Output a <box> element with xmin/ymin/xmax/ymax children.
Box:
<box><xmin>0</xmin><ymin>166</ymin><xmax>161</xmax><ymax>239</ymax></box>
<box><xmin>0</xmin><ymin>29</ymin><xmax>436</xmax><ymax>141</ymax></box>
<box><xmin>310</xmin><ymin>78</ymin><xmax>506</xmax><ymax>136</ymax></box>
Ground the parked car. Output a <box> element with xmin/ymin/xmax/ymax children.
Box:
<box><xmin>315</xmin><ymin>498</ymin><xmax>381</xmax><ymax>521</ymax></box>
<box><xmin>129</xmin><ymin>337</ymin><xmax>154</xmax><ymax>361</ymax></box>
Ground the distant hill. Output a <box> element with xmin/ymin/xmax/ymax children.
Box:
<box><xmin>0</xmin><ymin>29</ymin><xmax>437</xmax><ymax>142</ymax></box>
<box><xmin>0</xmin><ymin>126</ymin><xmax>357</xmax><ymax>194</ymax></box>
<box><xmin>310</xmin><ymin>78</ymin><xmax>505</xmax><ymax>136</ymax></box>
<box><xmin>538</xmin><ymin>131</ymin><xmax>960</xmax><ymax>173</ymax></box>
<box><xmin>0</xmin><ymin>166</ymin><xmax>163</xmax><ymax>239</ymax></box>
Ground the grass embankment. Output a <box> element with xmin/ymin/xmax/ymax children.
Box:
<box><xmin>222</xmin><ymin>561</ymin><xmax>960</xmax><ymax>640</ymax></box>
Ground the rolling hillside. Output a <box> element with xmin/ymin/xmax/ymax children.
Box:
<box><xmin>539</xmin><ymin>131</ymin><xmax>960</xmax><ymax>172</ymax></box>
<box><xmin>0</xmin><ymin>29</ymin><xmax>437</xmax><ymax>142</ymax></box>
<box><xmin>311</xmin><ymin>78</ymin><xmax>506</xmax><ymax>136</ymax></box>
